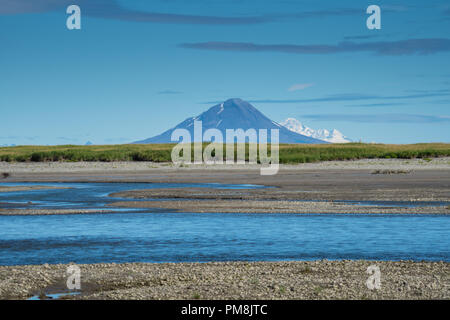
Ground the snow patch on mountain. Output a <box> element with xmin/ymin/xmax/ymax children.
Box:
<box><xmin>218</xmin><ymin>103</ymin><xmax>224</xmax><ymax>114</ymax></box>
<box><xmin>280</xmin><ymin>118</ymin><xmax>351</xmax><ymax>143</ymax></box>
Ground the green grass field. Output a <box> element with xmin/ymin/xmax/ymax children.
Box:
<box><xmin>0</xmin><ymin>143</ymin><xmax>449</xmax><ymax>164</ymax></box>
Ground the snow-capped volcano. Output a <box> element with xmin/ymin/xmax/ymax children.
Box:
<box><xmin>280</xmin><ymin>118</ymin><xmax>351</xmax><ymax>143</ymax></box>
<box><xmin>134</xmin><ymin>99</ymin><xmax>327</xmax><ymax>144</ymax></box>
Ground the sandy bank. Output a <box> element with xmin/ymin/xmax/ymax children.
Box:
<box><xmin>109</xmin><ymin>199</ymin><xmax>449</xmax><ymax>214</ymax></box>
<box><xmin>107</xmin><ymin>187</ymin><xmax>450</xmax><ymax>214</ymax></box>
<box><xmin>1</xmin><ymin>158</ymin><xmax>450</xmax><ymax>174</ymax></box>
<box><xmin>0</xmin><ymin>185</ymin><xmax>70</xmax><ymax>193</ymax></box>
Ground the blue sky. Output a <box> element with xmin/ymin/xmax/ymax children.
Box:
<box><xmin>0</xmin><ymin>0</ymin><xmax>449</xmax><ymax>145</ymax></box>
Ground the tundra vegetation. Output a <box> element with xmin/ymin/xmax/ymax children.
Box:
<box><xmin>0</xmin><ymin>143</ymin><xmax>449</xmax><ymax>164</ymax></box>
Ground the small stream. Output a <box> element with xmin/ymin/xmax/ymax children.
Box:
<box><xmin>0</xmin><ymin>182</ymin><xmax>264</xmax><ymax>211</ymax></box>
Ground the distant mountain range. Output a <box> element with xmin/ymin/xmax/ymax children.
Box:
<box><xmin>134</xmin><ymin>98</ymin><xmax>326</xmax><ymax>144</ymax></box>
<box><xmin>280</xmin><ymin>118</ymin><xmax>351</xmax><ymax>143</ymax></box>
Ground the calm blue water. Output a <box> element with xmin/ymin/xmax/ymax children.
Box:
<box><xmin>0</xmin><ymin>212</ymin><xmax>449</xmax><ymax>265</ymax></box>
<box><xmin>0</xmin><ymin>183</ymin><xmax>449</xmax><ymax>265</ymax></box>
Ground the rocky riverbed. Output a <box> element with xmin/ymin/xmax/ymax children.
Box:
<box><xmin>0</xmin><ymin>260</ymin><xmax>448</xmax><ymax>300</ymax></box>
<box><xmin>109</xmin><ymin>199</ymin><xmax>449</xmax><ymax>214</ymax></box>
<box><xmin>108</xmin><ymin>187</ymin><xmax>450</xmax><ymax>214</ymax></box>
<box><xmin>0</xmin><ymin>185</ymin><xmax>70</xmax><ymax>193</ymax></box>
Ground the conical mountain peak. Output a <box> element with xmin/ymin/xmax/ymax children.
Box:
<box><xmin>134</xmin><ymin>99</ymin><xmax>327</xmax><ymax>144</ymax></box>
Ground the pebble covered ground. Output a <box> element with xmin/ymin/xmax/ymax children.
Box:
<box><xmin>1</xmin><ymin>158</ymin><xmax>450</xmax><ymax>173</ymax></box>
<box><xmin>110</xmin><ymin>199</ymin><xmax>449</xmax><ymax>214</ymax></box>
<box><xmin>109</xmin><ymin>186</ymin><xmax>450</xmax><ymax>214</ymax></box>
<box><xmin>0</xmin><ymin>186</ymin><xmax>69</xmax><ymax>193</ymax></box>
<box><xmin>0</xmin><ymin>261</ymin><xmax>448</xmax><ymax>300</ymax></box>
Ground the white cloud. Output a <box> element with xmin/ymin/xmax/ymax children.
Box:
<box><xmin>288</xmin><ymin>83</ymin><xmax>314</xmax><ymax>92</ymax></box>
